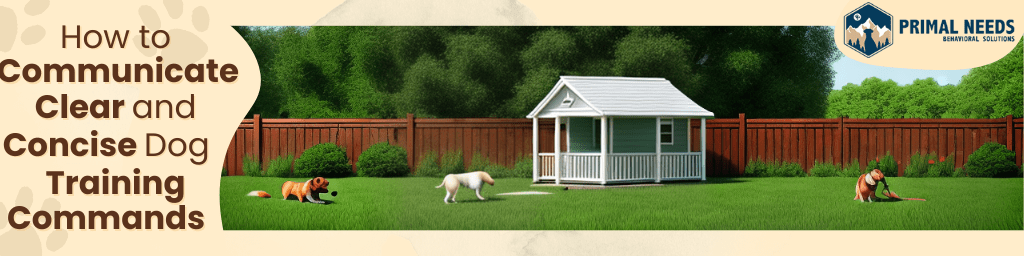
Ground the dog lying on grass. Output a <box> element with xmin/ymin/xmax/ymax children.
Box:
<box><xmin>248</xmin><ymin>177</ymin><xmax>331</xmax><ymax>204</ymax></box>
<box><xmin>854</xmin><ymin>169</ymin><xmax>888</xmax><ymax>203</ymax></box>
<box><xmin>435</xmin><ymin>171</ymin><xmax>495</xmax><ymax>204</ymax></box>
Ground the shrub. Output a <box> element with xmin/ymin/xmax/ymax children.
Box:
<box><xmin>965</xmin><ymin>142</ymin><xmax>1019</xmax><ymax>178</ymax></box>
<box><xmin>926</xmin><ymin>153</ymin><xmax>955</xmax><ymax>177</ymax></box>
<box><xmin>511</xmin><ymin>156</ymin><xmax>533</xmax><ymax>178</ymax></box>
<box><xmin>952</xmin><ymin>167</ymin><xmax>967</xmax><ymax>177</ymax></box>
<box><xmin>484</xmin><ymin>164</ymin><xmax>513</xmax><ymax>178</ymax></box>
<box><xmin>265</xmin><ymin>155</ymin><xmax>295</xmax><ymax>178</ymax></box>
<box><xmin>840</xmin><ymin>159</ymin><xmax>864</xmax><ymax>177</ymax></box>
<box><xmin>866</xmin><ymin>160</ymin><xmax>879</xmax><ymax>173</ymax></box>
<box><xmin>294</xmin><ymin>143</ymin><xmax>351</xmax><ymax>178</ymax></box>
<box><xmin>809</xmin><ymin>161</ymin><xmax>841</xmax><ymax>177</ymax></box>
<box><xmin>467</xmin><ymin>151</ymin><xmax>489</xmax><ymax>173</ymax></box>
<box><xmin>415</xmin><ymin>151</ymin><xmax>442</xmax><ymax>177</ymax></box>
<box><xmin>904</xmin><ymin>152</ymin><xmax>931</xmax><ymax>178</ymax></box>
<box><xmin>744</xmin><ymin>159</ymin><xmax>806</xmax><ymax>177</ymax></box>
<box><xmin>879</xmin><ymin>153</ymin><xmax>898</xmax><ymax>177</ymax></box>
<box><xmin>439</xmin><ymin>150</ymin><xmax>465</xmax><ymax>176</ymax></box>
<box><xmin>243</xmin><ymin>154</ymin><xmax>263</xmax><ymax>177</ymax></box>
<box><xmin>221</xmin><ymin>167</ymin><xmax>228</xmax><ymax>177</ymax></box>
<box><xmin>357</xmin><ymin>142</ymin><xmax>410</xmax><ymax>177</ymax></box>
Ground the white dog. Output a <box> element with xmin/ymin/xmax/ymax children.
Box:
<box><xmin>435</xmin><ymin>171</ymin><xmax>495</xmax><ymax>204</ymax></box>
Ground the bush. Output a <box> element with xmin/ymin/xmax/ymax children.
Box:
<box><xmin>841</xmin><ymin>159</ymin><xmax>864</xmax><ymax>177</ymax></box>
<box><xmin>879</xmin><ymin>153</ymin><xmax>898</xmax><ymax>177</ymax></box>
<box><xmin>483</xmin><ymin>164</ymin><xmax>513</xmax><ymax>178</ymax></box>
<box><xmin>439</xmin><ymin>150</ymin><xmax>465</xmax><ymax>176</ymax></box>
<box><xmin>965</xmin><ymin>142</ymin><xmax>1019</xmax><ymax>178</ymax></box>
<box><xmin>243</xmin><ymin>154</ymin><xmax>263</xmax><ymax>177</ymax></box>
<box><xmin>866</xmin><ymin>159</ymin><xmax>879</xmax><ymax>173</ymax></box>
<box><xmin>266</xmin><ymin>155</ymin><xmax>295</xmax><ymax>178</ymax></box>
<box><xmin>809</xmin><ymin>161</ymin><xmax>841</xmax><ymax>177</ymax></box>
<box><xmin>511</xmin><ymin>156</ymin><xmax>533</xmax><ymax>178</ymax></box>
<box><xmin>357</xmin><ymin>142</ymin><xmax>410</xmax><ymax>177</ymax></box>
<box><xmin>927</xmin><ymin>153</ymin><xmax>955</xmax><ymax>177</ymax></box>
<box><xmin>415</xmin><ymin>151</ymin><xmax>442</xmax><ymax>177</ymax></box>
<box><xmin>744</xmin><ymin>159</ymin><xmax>806</xmax><ymax>177</ymax></box>
<box><xmin>904</xmin><ymin>152</ymin><xmax>934</xmax><ymax>178</ymax></box>
<box><xmin>294</xmin><ymin>143</ymin><xmax>351</xmax><ymax>178</ymax></box>
<box><xmin>952</xmin><ymin>167</ymin><xmax>967</xmax><ymax>177</ymax></box>
<box><xmin>467</xmin><ymin>151</ymin><xmax>489</xmax><ymax>173</ymax></box>
<box><xmin>221</xmin><ymin>167</ymin><xmax>228</xmax><ymax>177</ymax></box>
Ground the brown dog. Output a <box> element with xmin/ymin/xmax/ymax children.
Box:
<box><xmin>854</xmin><ymin>169</ymin><xmax>888</xmax><ymax>202</ymax></box>
<box><xmin>248</xmin><ymin>177</ymin><xmax>330</xmax><ymax>204</ymax></box>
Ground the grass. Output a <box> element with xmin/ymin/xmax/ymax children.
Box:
<box><xmin>220</xmin><ymin>176</ymin><xmax>1023</xmax><ymax>230</ymax></box>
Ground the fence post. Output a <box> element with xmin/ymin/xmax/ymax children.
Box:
<box><xmin>407</xmin><ymin>113</ymin><xmax>416</xmax><ymax>173</ymax></box>
<box><xmin>1007</xmin><ymin>115</ymin><xmax>1014</xmax><ymax>151</ymax></box>
<box><xmin>738</xmin><ymin>113</ymin><xmax>746</xmax><ymax>175</ymax></box>
<box><xmin>839</xmin><ymin>116</ymin><xmax>846</xmax><ymax>169</ymax></box>
<box><xmin>253</xmin><ymin>114</ymin><xmax>263</xmax><ymax>166</ymax></box>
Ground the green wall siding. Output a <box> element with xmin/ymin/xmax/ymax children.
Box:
<box><xmin>567</xmin><ymin>117</ymin><xmax>694</xmax><ymax>154</ymax></box>
<box><xmin>660</xmin><ymin>118</ymin><xmax>690</xmax><ymax>153</ymax></box>
<box><xmin>612</xmin><ymin>118</ymin><xmax>656</xmax><ymax>153</ymax></box>
<box><xmin>568</xmin><ymin>117</ymin><xmax>599</xmax><ymax>152</ymax></box>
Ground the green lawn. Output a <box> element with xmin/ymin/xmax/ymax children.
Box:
<box><xmin>220</xmin><ymin>176</ymin><xmax>1022</xmax><ymax>230</ymax></box>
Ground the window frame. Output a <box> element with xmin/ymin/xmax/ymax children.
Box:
<box><xmin>660</xmin><ymin>118</ymin><xmax>673</xmax><ymax>145</ymax></box>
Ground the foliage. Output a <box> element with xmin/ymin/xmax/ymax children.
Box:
<box><xmin>243</xmin><ymin>154</ymin><xmax>263</xmax><ymax>177</ymax></box>
<box><xmin>237</xmin><ymin>26</ymin><xmax>840</xmax><ymax>119</ymax></box>
<box><xmin>827</xmin><ymin>40</ymin><xmax>1022</xmax><ymax>119</ymax></box>
<box><xmin>222</xmin><ymin>167</ymin><xmax>228</xmax><ymax>177</ymax></box>
<box><xmin>483</xmin><ymin>164</ymin><xmax>514</xmax><ymax>179</ymax></box>
<box><xmin>439</xmin><ymin>150</ymin><xmax>466</xmax><ymax>176</ymax></box>
<box><xmin>266</xmin><ymin>155</ymin><xmax>295</xmax><ymax>178</ymax></box>
<box><xmin>879</xmin><ymin>153</ymin><xmax>898</xmax><ymax>177</ymax></box>
<box><xmin>744</xmin><ymin>159</ymin><xmax>807</xmax><ymax>177</ymax></box>
<box><xmin>294</xmin><ymin>143</ymin><xmax>352</xmax><ymax>178</ymax></box>
<box><xmin>904</xmin><ymin>152</ymin><xmax>934</xmax><ymax>178</ymax></box>
<box><xmin>866</xmin><ymin>159</ymin><xmax>879</xmax><ymax>173</ymax></box>
<box><xmin>467</xmin><ymin>151</ymin><xmax>490</xmax><ymax>173</ymax></box>
<box><xmin>841</xmin><ymin>159</ymin><xmax>865</xmax><ymax>177</ymax></box>
<box><xmin>512</xmin><ymin>156</ymin><xmax>534</xmax><ymax>178</ymax></box>
<box><xmin>809</xmin><ymin>161</ymin><xmax>841</xmax><ymax>177</ymax></box>
<box><xmin>927</xmin><ymin>153</ymin><xmax>955</xmax><ymax>178</ymax></box>
<box><xmin>415</xmin><ymin>151</ymin><xmax>442</xmax><ymax>177</ymax></box>
<box><xmin>965</xmin><ymin>142</ymin><xmax>1019</xmax><ymax>178</ymax></box>
<box><xmin>357</xmin><ymin>143</ymin><xmax>410</xmax><ymax>177</ymax></box>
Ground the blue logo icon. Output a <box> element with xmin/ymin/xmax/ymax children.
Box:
<box><xmin>844</xmin><ymin>3</ymin><xmax>892</xmax><ymax>57</ymax></box>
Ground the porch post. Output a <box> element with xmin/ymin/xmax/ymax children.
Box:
<box><xmin>701</xmin><ymin>118</ymin><xmax>707</xmax><ymax>181</ymax></box>
<box><xmin>532</xmin><ymin>117</ymin><xmax>539</xmax><ymax>182</ymax></box>
<box><xmin>600</xmin><ymin>116</ymin><xmax>608</xmax><ymax>185</ymax></box>
<box><xmin>655</xmin><ymin>116</ymin><xmax>662</xmax><ymax>183</ymax></box>
<box><xmin>554</xmin><ymin>116</ymin><xmax>562</xmax><ymax>184</ymax></box>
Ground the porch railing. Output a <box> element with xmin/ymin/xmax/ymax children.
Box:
<box><xmin>537</xmin><ymin>152</ymin><xmax>703</xmax><ymax>183</ymax></box>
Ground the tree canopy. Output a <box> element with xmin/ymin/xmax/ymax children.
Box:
<box><xmin>826</xmin><ymin>40</ymin><xmax>1022</xmax><ymax>119</ymax></box>
<box><xmin>236</xmin><ymin>26</ymin><xmax>842</xmax><ymax>119</ymax></box>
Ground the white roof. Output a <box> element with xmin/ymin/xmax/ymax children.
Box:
<box><xmin>526</xmin><ymin>76</ymin><xmax>715</xmax><ymax>118</ymax></box>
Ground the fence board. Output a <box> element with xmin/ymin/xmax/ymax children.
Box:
<box><xmin>224</xmin><ymin>115</ymin><xmax>1023</xmax><ymax>177</ymax></box>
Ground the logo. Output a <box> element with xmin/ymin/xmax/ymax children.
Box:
<box><xmin>844</xmin><ymin>3</ymin><xmax>893</xmax><ymax>57</ymax></box>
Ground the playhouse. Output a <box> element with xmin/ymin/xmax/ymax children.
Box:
<box><xmin>527</xmin><ymin>76</ymin><xmax>714</xmax><ymax>184</ymax></box>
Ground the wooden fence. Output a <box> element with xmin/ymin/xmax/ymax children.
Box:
<box><xmin>694</xmin><ymin>114</ymin><xmax>1023</xmax><ymax>177</ymax></box>
<box><xmin>223</xmin><ymin>114</ymin><xmax>1022</xmax><ymax>177</ymax></box>
<box><xmin>222</xmin><ymin>114</ymin><xmax>565</xmax><ymax>176</ymax></box>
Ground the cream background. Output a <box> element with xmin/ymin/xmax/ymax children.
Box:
<box><xmin>0</xmin><ymin>0</ymin><xmax>1019</xmax><ymax>255</ymax></box>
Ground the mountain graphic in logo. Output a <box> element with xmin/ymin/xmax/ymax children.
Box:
<box><xmin>844</xmin><ymin>3</ymin><xmax>892</xmax><ymax>57</ymax></box>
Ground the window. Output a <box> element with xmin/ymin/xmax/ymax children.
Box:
<box><xmin>593</xmin><ymin>118</ymin><xmax>601</xmax><ymax>146</ymax></box>
<box><xmin>660</xmin><ymin>118</ymin><xmax>673</xmax><ymax>145</ymax></box>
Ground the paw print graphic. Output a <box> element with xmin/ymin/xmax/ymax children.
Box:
<box><xmin>133</xmin><ymin>0</ymin><xmax>210</xmax><ymax>64</ymax></box>
<box><xmin>0</xmin><ymin>187</ymin><xmax>68</xmax><ymax>255</ymax></box>
<box><xmin>0</xmin><ymin>0</ymin><xmax>50</xmax><ymax>52</ymax></box>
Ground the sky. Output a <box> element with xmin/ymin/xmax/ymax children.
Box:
<box><xmin>830</xmin><ymin>25</ymin><xmax>972</xmax><ymax>90</ymax></box>
<box><xmin>831</xmin><ymin>55</ymin><xmax>972</xmax><ymax>90</ymax></box>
